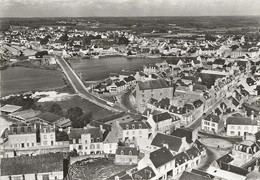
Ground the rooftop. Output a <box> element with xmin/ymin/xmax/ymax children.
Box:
<box><xmin>0</xmin><ymin>104</ymin><xmax>22</xmax><ymax>113</ymax></box>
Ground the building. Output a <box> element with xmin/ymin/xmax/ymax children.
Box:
<box><xmin>114</xmin><ymin>146</ymin><xmax>139</xmax><ymax>165</ymax></box>
<box><xmin>3</xmin><ymin>124</ymin><xmax>65</xmax><ymax>157</ymax></box>
<box><xmin>8</xmin><ymin>109</ymin><xmax>41</xmax><ymax>122</ymax></box>
<box><xmin>103</xmin><ymin>130</ymin><xmax>118</xmax><ymax>154</ymax></box>
<box><xmin>171</xmin><ymin>128</ymin><xmax>198</xmax><ymax>146</ymax></box>
<box><xmin>150</xmin><ymin>133</ymin><xmax>190</xmax><ymax>155</ymax></box>
<box><xmin>134</xmin><ymin>79</ymin><xmax>174</xmax><ymax>113</ymax></box>
<box><xmin>0</xmin><ymin>153</ymin><xmax>65</xmax><ymax>180</ymax></box>
<box><xmin>147</xmin><ymin>112</ymin><xmax>178</xmax><ymax>135</ymax></box>
<box><xmin>68</xmin><ymin>127</ymin><xmax>103</xmax><ymax>155</ymax></box>
<box><xmin>226</xmin><ymin>116</ymin><xmax>260</xmax><ymax>137</ymax></box>
<box><xmin>112</xmin><ymin>121</ymin><xmax>151</xmax><ymax>143</ymax></box>
<box><xmin>201</xmin><ymin>114</ymin><xmax>223</xmax><ymax>133</ymax></box>
<box><xmin>0</xmin><ymin>104</ymin><xmax>22</xmax><ymax>115</ymax></box>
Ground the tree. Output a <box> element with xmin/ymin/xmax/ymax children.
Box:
<box><xmin>127</xmin><ymin>50</ymin><xmax>133</xmax><ymax>56</ymax></box>
<box><xmin>49</xmin><ymin>103</ymin><xmax>63</xmax><ymax>116</ymax></box>
<box><xmin>56</xmin><ymin>130</ymin><xmax>69</xmax><ymax>141</ymax></box>
<box><xmin>59</xmin><ymin>33</ymin><xmax>69</xmax><ymax>42</ymax></box>
<box><xmin>66</xmin><ymin>107</ymin><xmax>83</xmax><ymax>121</ymax></box>
<box><xmin>80</xmin><ymin>112</ymin><xmax>92</xmax><ymax>126</ymax></box>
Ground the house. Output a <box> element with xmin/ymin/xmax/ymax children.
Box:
<box><xmin>134</xmin><ymin>79</ymin><xmax>174</xmax><ymax>112</ymax></box>
<box><xmin>68</xmin><ymin>127</ymin><xmax>103</xmax><ymax>155</ymax></box>
<box><xmin>232</xmin><ymin>133</ymin><xmax>260</xmax><ymax>165</ymax></box>
<box><xmin>115</xmin><ymin>146</ymin><xmax>139</xmax><ymax>165</ymax></box>
<box><xmin>107</xmin><ymin>81</ymin><xmax>127</xmax><ymax>93</ymax></box>
<box><xmin>3</xmin><ymin>124</ymin><xmax>60</xmax><ymax>157</ymax></box>
<box><xmin>143</xmin><ymin>63</ymin><xmax>159</xmax><ymax>75</ymax></box>
<box><xmin>226</xmin><ymin>116</ymin><xmax>260</xmax><ymax>137</ymax></box>
<box><xmin>179</xmin><ymin>170</ymin><xmax>212</xmax><ymax>180</ymax></box>
<box><xmin>0</xmin><ymin>104</ymin><xmax>22</xmax><ymax>115</ymax></box>
<box><xmin>112</xmin><ymin>121</ymin><xmax>151</xmax><ymax>143</ymax></box>
<box><xmin>147</xmin><ymin>112</ymin><xmax>179</xmax><ymax>135</ymax></box>
<box><xmin>137</xmin><ymin>140</ymin><xmax>206</xmax><ymax>180</ymax></box>
<box><xmin>103</xmin><ymin>130</ymin><xmax>118</xmax><ymax>154</ymax></box>
<box><xmin>150</xmin><ymin>133</ymin><xmax>189</xmax><ymax>155</ymax></box>
<box><xmin>0</xmin><ymin>153</ymin><xmax>65</xmax><ymax>180</ymax></box>
<box><xmin>171</xmin><ymin>128</ymin><xmax>198</xmax><ymax>145</ymax></box>
<box><xmin>201</xmin><ymin>114</ymin><xmax>223</xmax><ymax>133</ymax></box>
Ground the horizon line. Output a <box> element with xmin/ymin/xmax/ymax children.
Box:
<box><xmin>1</xmin><ymin>15</ymin><xmax>260</xmax><ymax>19</ymax></box>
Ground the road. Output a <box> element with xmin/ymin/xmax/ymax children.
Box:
<box><xmin>188</xmin><ymin>96</ymin><xmax>226</xmax><ymax>129</ymax></box>
<box><xmin>55</xmin><ymin>56</ymin><xmax>121</xmax><ymax>112</ymax></box>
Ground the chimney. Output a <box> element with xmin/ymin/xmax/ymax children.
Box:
<box><xmin>100</xmin><ymin>124</ymin><xmax>103</xmax><ymax>131</ymax></box>
<box><xmin>68</xmin><ymin>127</ymin><xmax>71</xmax><ymax>134</ymax></box>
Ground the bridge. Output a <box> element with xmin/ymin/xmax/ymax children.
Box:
<box><xmin>55</xmin><ymin>56</ymin><xmax>121</xmax><ymax>112</ymax></box>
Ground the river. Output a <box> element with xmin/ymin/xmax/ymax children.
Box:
<box><xmin>69</xmin><ymin>57</ymin><xmax>165</xmax><ymax>81</ymax></box>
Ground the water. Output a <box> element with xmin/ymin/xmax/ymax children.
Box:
<box><xmin>70</xmin><ymin>57</ymin><xmax>164</xmax><ymax>81</ymax></box>
<box><xmin>0</xmin><ymin>66</ymin><xmax>65</xmax><ymax>97</ymax></box>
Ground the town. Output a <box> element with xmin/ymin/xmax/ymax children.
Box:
<box><xmin>1</xmin><ymin>16</ymin><xmax>260</xmax><ymax>180</ymax></box>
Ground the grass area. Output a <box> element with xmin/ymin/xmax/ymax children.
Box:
<box><xmin>36</xmin><ymin>95</ymin><xmax>114</xmax><ymax>120</ymax></box>
<box><xmin>68</xmin><ymin>158</ymin><xmax>134</xmax><ymax>180</ymax></box>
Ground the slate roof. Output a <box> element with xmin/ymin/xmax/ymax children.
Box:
<box><xmin>191</xmin><ymin>169</ymin><xmax>215</xmax><ymax>179</ymax></box>
<box><xmin>69</xmin><ymin>127</ymin><xmax>103</xmax><ymax>142</ymax></box>
<box><xmin>166</xmin><ymin>59</ymin><xmax>182</xmax><ymax>65</ymax></box>
<box><xmin>124</xmin><ymin>76</ymin><xmax>136</xmax><ymax>82</ymax></box>
<box><xmin>119</xmin><ymin>121</ymin><xmax>151</xmax><ymax>130</ymax></box>
<box><xmin>174</xmin><ymin>151</ymin><xmax>190</xmax><ymax>167</ymax></box>
<box><xmin>150</xmin><ymin>147</ymin><xmax>174</xmax><ymax>168</ymax></box>
<box><xmin>151</xmin><ymin>133</ymin><xmax>184</xmax><ymax>152</ymax></box>
<box><xmin>106</xmin><ymin>171</ymin><xmax>133</xmax><ymax>180</ymax></box>
<box><xmin>0</xmin><ymin>153</ymin><xmax>64</xmax><ymax>176</ymax></box>
<box><xmin>218</xmin><ymin>162</ymin><xmax>248</xmax><ymax>177</ymax></box>
<box><xmin>153</xmin><ymin>112</ymin><xmax>172</xmax><ymax>122</ymax></box>
<box><xmin>157</xmin><ymin>98</ymin><xmax>170</xmax><ymax>109</ymax></box>
<box><xmin>213</xmin><ymin>58</ymin><xmax>226</xmax><ymax>65</ymax></box>
<box><xmin>115</xmin><ymin>80</ymin><xmax>126</xmax><ymax>87</ymax></box>
<box><xmin>36</xmin><ymin>112</ymin><xmax>62</xmax><ymax>123</ymax></box>
<box><xmin>137</xmin><ymin>79</ymin><xmax>170</xmax><ymax>90</ymax></box>
<box><xmin>116</xmin><ymin>146</ymin><xmax>139</xmax><ymax>156</ymax></box>
<box><xmin>171</xmin><ymin>128</ymin><xmax>193</xmax><ymax>144</ymax></box>
<box><xmin>179</xmin><ymin>171</ymin><xmax>212</xmax><ymax>180</ymax></box>
<box><xmin>132</xmin><ymin>166</ymin><xmax>156</xmax><ymax>179</ymax></box>
<box><xmin>226</xmin><ymin>117</ymin><xmax>258</xmax><ymax>126</ymax></box>
<box><xmin>204</xmin><ymin>114</ymin><xmax>220</xmax><ymax>123</ymax></box>
<box><xmin>216</xmin><ymin>154</ymin><xmax>234</xmax><ymax>164</ymax></box>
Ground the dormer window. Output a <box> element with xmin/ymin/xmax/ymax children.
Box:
<box><xmin>126</xmin><ymin>124</ymin><xmax>129</xmax><ymax>130</ymax></box>
<box><xmin>97</xmin><ymin>138</ymin><xmax>99</xmax><ymax>142</ymax></box>
<box><xmin>129</xmin><ymin>150</ymin><xmax>133</xmax><ymax>156</ymax></box>
<box><xmin>121</xmin><ymin>150</ymin><xmax>124</xmax><ymax>155</ymax></box>
<box><xmin>132</xmin><ymin>124</ymin><xmax>135</xmax><ymax>129</ymax></box>
<box><xmin>139</xmin><ymin>124</ymin><xmax>142</xmax><ymax>129</ymax></box>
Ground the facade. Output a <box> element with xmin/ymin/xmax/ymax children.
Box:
<box><xmin>201</xmin><ymin>114</ymin><xmax>223</xmax><ymax>133</ymax></box>
<box><xmin>134</xmin><ymin>79</ymin><xmax>174</xmax><ymax>113</ymax></box>
<box><xmin>68</xmin><ymin>127</ymin><xmax>103</xmax><ymax>155</ymax></box>
<box><xmin>226</xmin><ymin>116</ymin><xmax>260</xmax><ymax>137</ymax></box>
<box><xmin>114</xmin><ymin>146</ymin><xmax>139</xmax><ymax>165</ymax></box>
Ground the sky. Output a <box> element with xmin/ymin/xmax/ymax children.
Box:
<box><xmin>1</xmin><ymin>0</ymin><xmax>260</xmax><ymax>17</ymax></box>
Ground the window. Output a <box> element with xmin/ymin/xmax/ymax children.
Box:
<box><xmin>21</xmin><ymin>143</ymin><xmax>24</xmax><ymax>148</ymax></box>
<box><xmin>211</xmin><ymin>123</ymin><xmax>215</xmax><ymax>127</ymax></box>
<box><xmin>230</xmin><ymin>131</ymin><xmax>235</xmax><ymax>135</ymax></box>
<box><xmin>85</xmin><ymin>140</ymin><xmax>88</xmax><ymax>144</ymax></box>
<box><xmin>90</xmin><ymin>144</ymin><xmax>95</xmax><ymax>149</ymax></box>
<box><xmin>129</xmin><ymin>150</ymin><xmax>133</xmax><ymax>156</ymax></box>
<box><xmin>91</xmin><ymin>138</ymin><xmax>94</xmax><ymax>143</ymax></box>
<box><xmin>85</xmin><ymin>146</ymin><xmax>88</xmax><ymax>149</ymax></box>
<box><xmin>31</xmin><ymin>142</ymin><xmax>34</xmax><ymax>146</ymax></box>
<box><xmin>27</xmin><ymin>143</ymin><xmax>30</xmax><ymax>147</ymax></box>
<box><xmin>139</xmin><ymin>131</ymin><xmax>142</xmax><ymax>135</ymax></box>
<box><xmin>132</xmin><ymin>131</ymin><xmax>135</xmax><ymax>135</ymax></box>
<box><xmin>132</xmin><ymin>124</ymin><xmax>135</xmax><ymax>129</ymax></box>
<box><xmin>238</xmin><ymin>126</ymin><xmax>241</xmax><ymax>130</ymax></box>
<box><xmin>121</xmin><ymin>150</ymin><xmax>124</xmax><ymax>155</ymax></box>
<box><xmin>126</xmin><ymin>125</ymin><xmax>129</xmax><ymax>130</ymax></box>
<box><xmin>78</xmin><ymin>145</ymin><xmax>82</xmax><ymax>150</ymax></box>
<box><xmin>44</xmin><ymin>135</ymin><xmax>47</xmax><ymax>139</ymax></box>
<box><xmin>51</xmin><ymin>141</ymin><xmax>53</xmax><ymax>146</ymax></box>
<box><xmin>126</xmin><ymin>131</ymin><xmax>129</xmax><ymax>135</ymax></box>
<box><xmin>231</xmin><ymin>126</ymin><xmax>234</xmax><ymax>130</ymax></box>
<box><xmin>142</xmin><ymin>94</ymin><xmax>145</xmax><ymax>98</ymax></box>
<box><xmin>43</xmin><ymin>141</ymin><xmax>47</xmax><ymax>145</ymax></box>
<box><xmin>43</xmin><ymin>174</ymin><xmax>49</xmax><ymax>180</ymax></box>
<box><xmin>97</xmin><ymin>144</ymin><xmax>100</xmax><ymax>149</ymax></box>
<box><xmin>139</xmin><ymin>124</ymin><xmax>142</xmax><ymax>129</ymax></box>
<box><xmin>50</xmin><ymin>134</ymin><xmax>53</xmax><ymax>139</ymax></box>
<box><xmin>76</xmin><ymin>139</ymin><xmax>79</xmax><ymax>144</ymax></box>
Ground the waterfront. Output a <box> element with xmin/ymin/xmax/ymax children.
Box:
<box><xmin>0</xmin><ymin>66</ymin><xmax>65</xmax><ymax>97</ymax></box>
<box><xmin>70</xmin><ymin>57</ymin><xmax>165</xmax><ymax>81</ymax></box>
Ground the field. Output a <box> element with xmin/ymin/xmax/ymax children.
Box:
<box><xmin>36</xmin><ymin>95</ymin><xmax>114</xmax><ymax>120</ymax></box>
